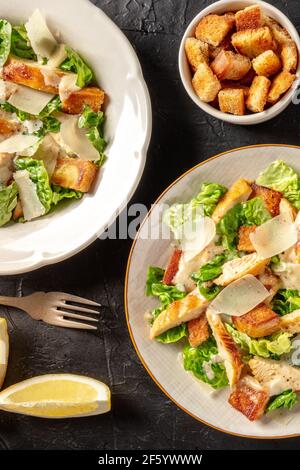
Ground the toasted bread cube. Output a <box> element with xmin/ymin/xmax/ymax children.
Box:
<box><xmin>51</xmin><ymin>156</ymin><xmax>98</xmax><ymax>193</ymax></box>
<box><xmin>185</xmin><ymin>37</ymin><xmax>209</xmax><ymax>71</ymax></box>
<box><xmin>0</xmin><ymin>153</ymin><xmax>14</xmax><ymax>186</ymax></box>
<box><xmin>268</xmin><ymin>71</ymin><xmax>296</xmax><ymax>104</ymax></box>
<box><xmin>221</xmin><ymin>81</ymin><xmax>250</xmax><ymax>98</ymax></box>
<box><xmin>192</xmin><ymin>63</ymin><xmax>221</xmax><ymax>102</ymax></box>
<box><xmin>61</xmin><ymin>87</ymin><xmax>105</xmax><ymax>114</ymax></box>
<box><xmin>209</xmin><ymin>35</ymin><xmax>233</xmax><ymax>60</ymax></box>
<box><xmin>251</xmin><ymin>183</ymin><xmax>282</xmax><ymax>216</ymax></box>
<box><xmin>237</xmin><ymin>226</ymin><xmax>257</xmax><ymax>252</ymax></box>
<box><xmin>232</xmin><ymin>27</ymin><xmax>276</xmax><ymax>58</ymax></box>
<box><xmin>252</xmin><ymin>50</ymin><xmax>281</xmax><ymax>77</ymax></box>
<box><xmin>163</xmin><ymin>248</ymin><xmax>182</xmax><ymax>285</ymax></box>
<box><xmin>265</xmin><ymin>16</ymin><xmax>292</xmax><ymax>46</ymax></box>
<box><xmin>218</xmin><ymin>89</ymin><xmax>245</xmax><ymax>115</ymax></box>
<box><xmin>281</xmin><ymin>42</ymin><xmax>298</xmax><ymax>73</ymax></box>
<box><xmin>235</xmin><ymin>5</ymin><xmax>264</xmax><ymax>31</ymax></box>
<box><xmin>188</xmin><ymin>313</ymin><xmax>209</xmax><ymax>348</ymax></box>
<box><xmin>195</xmin><ymin>14</ymin><xmax>235</xmax><ymax>47</ymax></box>
<box><xmin>0</xmin><ymin>118</ymin><xmax>20</xmax><ymax>137</ymax></box>
<box><xmin>246</xmin><ymin>76</ymin><xmax>271</xmax><ymax>113</ymax></box>
<box><xmin>233</xmin><ymin>304</ymin><xmax>281</xmax><ymax>338</ymax></box>
<box><xmin>229</xmin><ymin>376</ymin><xmax>269</xmax><ymax>421</ymax></box>
<box><xmin>211</xmin><ymin>50</ymin><xmax>251</xmax><ymax>80</ymax></box>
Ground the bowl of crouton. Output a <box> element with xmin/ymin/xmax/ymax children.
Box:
<box><xmin>179</xmin><ymin>0</ymin><xmax>300</xmax><ymax>125</ymax></box>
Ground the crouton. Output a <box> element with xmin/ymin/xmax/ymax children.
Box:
<box><xmin>12</xmin><ymin>199</ymin><xmax>23</xmax><ymax>221</ymax></box>
<box><xmin>235</xmin><ymin>5</ymin><xmax>264</xmax><ymax>31</ymax></box>
<box><xmin>233</xmin><ymin>304</ymin><xmax>281</xmax><ymax>338</ymax></box>
<box><xmin>232</xmin><ymin>27</ymin><xmax>277</xmax><ymax>58</ymax></box>
<box><xmin>218</xmin><ymin>88</ymin><xmax>245</xmax><ymax>115</ymax></box>
<box><xmin>252</xmin><ymin>50</ymin><xmax>282</xmax><ymax>77</ymax></box>
<box><xmin>211</xmin><ymin>50</ymin><xmax>251</xmax><ymax>80</ymax></box>
<box><xmin>251</xmin><ymin>183</ymin><xmax>282</xmax><ymax>216</ymax></box>
<box><xmin>188</xmin><ymin>313</ymin><xmax>209</xmax><ymax>348</ymax></box>
<box><xmin>229</xmin><ymin>375</ymin><xmax>269</xmax><ymax>421</ymax></box>
<box><xmin>267</xmin><ymin>71</ymin><xmax>296</xmax><ymax>104</ymax></box>
<box><xmin>265</xmin><ymin>16</ymin><xmax>292</xmax><ymax>46</ymax></box>
<box><xmin>0</xmin><ymin>117</ymin><xmax>20</xmax><ymax>137</ymax></box>
<box><xmin>0</xmin><ymin>153</ymin><xmax>14</xmax><ymax>186</ymax></box>
<box><xmin>246</xmin><ymin>76</ymin><xmax>271</xmax><ymax>113</ymax></box>
<box><xmin>61</xmin><ymin>87</ymin><xmax>105</xmax><ymax>114</ymax></box>
<box><xmin>150</xmin><ymin>290</ymin><xmax>209</xmax><ymax>339</ymax></box>
<box><xmin>51</xmin><ymin>156</ymin><xmax>98</xmax><ymax>193</ymax></box>
<box><xmin>249</xmin><ymin>357</ymin><xmax>300</xmax><ymax>393</ymax></box>
<box><xmin>195</xmin><ymin>14</ymin><xmax>235</xmax><ymax>47</ymax></box>
<box><xmin>220</xmin><ymin>81</ymin><xmax>250</xmax><ymax>98</ymax></box>
<box><xmin>163</xmin><ymin>247</ymin><xmax>182</xmax><ymax>285</ymax></box>
<box><xmin>214</xmin><ymin>253</ymin><xmax>270</xmax><ymax>287</ymax></box>
<box><xmin>237</xmin><ymin>226</ymin><xmax>257</xmax><ymax>252</ymax></box>
<box><xmin>209</xmin><ymin>35</ymin><xmax>233</xmax><ymax>60</ymax></box>
<box><xmin>185</xmin><ymin>37</ymin><xmax>209</xmax><ymax>70</ymax></box>
<box><xmin>281</xmin><ymin>42</ymin><xmax>298</xmax><ymax>73</ymax></box>
<box><xmin>212</xmin><ymin>179</ymin><xmax>252</xmax><ymax>224</ymax></box>
<box><xmin>192</xmin><ymin>63</ymin><xmax>221</xmax><ymax>102</ymax></box>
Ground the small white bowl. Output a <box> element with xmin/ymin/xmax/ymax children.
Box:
<box><xmin>179</xmin><ymin>0</ymin><xmax>300</xmax><ymax>125</ymax></box>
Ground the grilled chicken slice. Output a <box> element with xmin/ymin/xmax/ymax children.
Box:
<box><xmin>51</xmin><ymin>156</ymin><xmax>98</xmax><ymax>192</ymax></box>
<box><xmin>150</xmin><ymin>290</ymin><xmax>209</xmax><ymax>339</ymax></box>
<box><xmin>280</xmin><ymin>197</ymin><xmax>298</xmax><ymax>222</ymax></box>
<box><xmin>259</xmin><ymin>268</ymin><xmax>281</xmax><ymax>303</ymax></box>
<box><xmin>2</xmin><ymin>56</ymin><xmax>105</xmax><ymax>114</ymax></box>
<box><xmin>214</xmin><ymin>252</ymin><xmax>269</xmax><ymax>287</ymax></box>
<box><xmin>206</xmin><ymin>309</ymin><xmax>243</xmax><ymax>387</ymax></box>
<box><xmin>233</xmin><ymin>304</ymin><xmax>281</xmax><ymax>338</ymax></box>
<box><xmin>229</xmin><ymin>375</ymin><xmax>269</xmax><ymax>421</ymax></box>
<box><xmin>249</xmin><ymin>357</ymin><xmax>300</xmax><ymax>394</ymax></box>
<box><xmin>0</xmin><ymin>153</ymin><xmax>14</xmax><ymax>186</ymax></box>
<box><xmin>188</xmin><ymin>313</ymin><xmax>210</xmax><ymax>348</ymax></box>
<box><xmin>163</xmin><ymin>247</ymin><xmax>182</xmax><ymax>285</ymax></box>
<box><xmin>251</xmin><ymin>183</ymin><xmax>282</xmax><ymax>217</ymax></box>
<box><xmin>281</xmin><ymin>310</ymin><xmax>300</xmax><ymax>334</ymax></box>
<box><xmin>211</xmin><ymin>178</ymin><xmax>252</xmax><ymax>224</ymax></box>
<box><xmin>0</xmin><ymin>117</ymin><xmax>20</xmax><ymax>139</ymax></box>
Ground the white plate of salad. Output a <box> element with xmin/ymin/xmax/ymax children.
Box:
<box><xmin>0</xmin><ymin>0</ymin><xmax>151</xmax><ymax>274</ymax></box>
<box><xmin>126</xmin><ymin>145</ymin><xmax>300</xmax><ymax>438</ymax></box>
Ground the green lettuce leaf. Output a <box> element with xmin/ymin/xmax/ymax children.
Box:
<box><xmin>226</xmin><ymin>324</ymin><xmax>292</xmax><ymax>359</ymax></box>
<box><xmin>39</xmin><ymin>96</ymin><xmax>61</xmax><ymax>118</ymax></box>
<box><xmin>266</xmin><ymin>389</ymin><xmax>298</xmax><ymax>412</ymax></box>
<box><xmin>78</xmin><ymin>106</ymin><xmax>106</xmax><ymax>165</ymax></box>
<box><xmin>217</xmin><ymin>197</ymin><xmax>271</xmax><ymax>250</ymax></box>
<box><xmin>257</xmin><ymin>160</ymin><xmax>300</xmax><ymax>210</ymax></box>
<box><xmin>51</xmin><ymin>185</ymin><xmax>83</xmax><ymax>206</ymax></box>
<box><xmin>164</xmin><ymin>182</ymin><xmax>227</xmax><ymax>237</ymax></box>
<box><xmin>0</xmin><ymin>19</ymin><xmax>11</xmax><ymax>66</ymax></box>
<box><xmin>35</xmin><ymin>116</ymin><xmax>61</xmax><ymax>137</ymax></box>
<box><xmin>272</xmin><ymin>289</ymin><xmax>300</xmax><ymax>316</ymax></box>
<box><xmin>14</xmin><ymin>158</ymin><xmax>52</xmax><ymax>213</ymax></box>
<box><xmin>60</xmin><ymin>46</ymin><xmax>94</xmax><ymax>87</ymax></box>
<box><xmin>183</xmin><ymin>337</ymin><xmax>228</xmax><ymax>389</ymax></box>
<box><xmin>0</xmin><ymin>182</ymin><xmax>18</xmax><ymax>227</ymax></box>
<box><xmin>11</xmin><ymin>25</ymin><xmax>36</xmax><ymax>60</ymax></box>
<box><xmin>0</xmin><ymin>102</ymin><xmax>31</xmax><ymax>122</ymax></box>
<box><xmin>157</xmin><ymin>324</ymin><xmax>187</xmax><ymax>344</ymax></box>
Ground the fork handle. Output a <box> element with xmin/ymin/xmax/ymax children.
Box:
<box><xmin>0</xmin><ymin>295</ymin><xmax>26</xmax><ymax>309</ymax></box>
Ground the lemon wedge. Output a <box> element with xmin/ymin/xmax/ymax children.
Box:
<box><xmin>0</xmin><ymin>374</ymin><xmax>111</xmax><ymax>418</ymax></box>
<box><xmin>0</xmin><ymin>318</ymin><xmax>9</xmax><ymax>389</ymax></box>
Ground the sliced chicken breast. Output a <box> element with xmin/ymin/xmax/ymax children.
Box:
<box><xmin>214</xmin><ymin>252</ymin><xmax>269</xmax><ymax>287</ymax></box>
<box><xmin>249</xmin><ymin>357</ymin><xmax>300</xmax><ymax>394</ymax></box>
<box><xmin>211</xmin><ymin>178</ymin><xmax>252</xmax><ymax>224</ymax></box>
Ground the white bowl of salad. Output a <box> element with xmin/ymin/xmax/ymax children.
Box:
<box><xmin>0</xmin><ymin>0</ymin><xmax>151</xmax><ymax>274</ymax></box>
<box><xmin>126</xmin><ymin>145</ymin><xmax>300</xmax><ymax>438</ymax></box>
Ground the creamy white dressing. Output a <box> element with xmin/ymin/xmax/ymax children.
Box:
<box><xmin>274</xmin><ymin>262</ymin><xmax>300</xmax><ymax>290</ymax></box>
<box><xmin>22</xmin><ymin>119</ymin><xmax>43</xmax><ymax>135</ymax></box>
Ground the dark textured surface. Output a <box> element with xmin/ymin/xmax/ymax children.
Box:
<box><xmin>1</xmin><ymin>0</ymin><xmax>300</xmax><ymax>450</ymax></box>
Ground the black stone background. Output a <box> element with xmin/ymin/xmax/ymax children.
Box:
<box><xmin>0</xmin><ymin>0</ymin><xmax>300</xmax><ymax>450</ymax></box>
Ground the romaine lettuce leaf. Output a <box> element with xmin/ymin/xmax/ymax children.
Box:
<box><xmin>39</xmin><ymin>96</ymin><xmax>61</xmax><ymax>118</ymax></box>
<box><xmin>35</xmin><ymin>116</ymin><xmax>61</xmax><ymax>137</ymax></box>
<box><xmin>60</xmin><ymin>46</ymin><xmax>94</xmax><ymax>87</ymax></box>
<box><xmin>157</xmin><ymin>324</ymin><xmax>187</xmax><ymax>344</ymax></box>
<box><xmin>11</xmin><ymin>25</ymin><xmax>37</xmax><ymax>60</ymax></box>
<box><xmin>0</xmin><ymin>19</ymin><xmax>11</xmax><ymax>66</ymax></box>
<box><xmin>272</xmin><ymin>289</ymin><xmax>300</xmax><ymax>316</ymax></box>
<box><xmin>257</xmin><ymin>160</ymin><xmax>300</xmax><ymax>210</ymax></box>
<box><xmin>51</xmin><ymin>185</ymin><xmax>83</xmax><ymax>206</ymax></box>
<box><xmin>0</xmin><ymin>182</ymin><xmax>18</xmax><ymax>227</ymax></box>
<box><xmin>78</xmin><ymin>106</ymin><xmax>106</xmax><ymax>165</ymax></box>
<box><xmin>164</xmin><ymin>183</ymin><xmax>227</xmax><ymax>237</ymax></box>
<box><xmin>266</xmin><ymin>389</ymin><xmax>298</xmax><ymax>412</ymax></box>
<box><xmin>14</xmin><ymin>158</ymin><xmax>52</xmax><ymax>213</ymax></box>
<box><xmin>183</xmin><ymin>337</ymin><xmax>228</xmax><ymax>389</ymax></box>
<box><xmin>226</xmin><ymin>323</ymin><xmax>292</xmax><ymax>359</ymax></box>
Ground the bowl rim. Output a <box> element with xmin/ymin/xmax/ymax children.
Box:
<box><xmin>1</xmin><ymin>0</ymin><xmax>152</xmax><ymax>275</ymax></box>
<box><xmin>125</xmin><ymin>143</ymin><xmax>300</xmax><ymax>439</ymax></box>
<box><xmin>178</xmin><ymin>0</ymin><xmax>300</xmax><ymax>125</ymax></box>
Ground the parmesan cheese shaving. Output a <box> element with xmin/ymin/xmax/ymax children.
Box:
<box><xmin>210</xmin><ymin>275</ymin><xmax>270</xmax><ymax>316</ymax></box>
<box><xmin>13</xmin><ymin>170</ymin><xmax>45</xmax><ymax>221</ymax></box>
<box><xmin>25</xmin><ymin>9</ymin><xmax>58</xmax><ymax>60</ymax></box>
<box><xmin>59</xmin><ymin>115</ymin><xmax>99</xmax><ymax>161</ymax></box>
<box><xmin>40</xmin><ymin>68</ymin><xmax>62</xmax><ymax>88</ymax></box>
<box><xmin>180</xmin><ymin>217</ymin><xmax>216</xmax><ymax>262</ymax></box>
<box><xmin>47</xmin><ymin>44</ymin><xmax>67</xmax><ymax>68</ymax></box>
<box><xmin>58</xmin><ymin>74</ymin><xmax>81</xmax><ymax>102</ymax></box>
<box><xmin>0</xmin><ymin>134</ymin><xmax>39</xmax><ymax>153</ymax></box>
<box><xmin>8</xmin><ymin>85</ymin><xmax>54</xmax><ymax>115</ymax></box>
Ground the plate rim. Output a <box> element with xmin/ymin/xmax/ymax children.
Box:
<box><xmin>125</xmin><ymin>143</ymin><xmax>300</xmax><ymax>440</ymax></box>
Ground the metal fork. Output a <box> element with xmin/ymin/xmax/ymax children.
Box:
<box><xmin>0</xmin><ymin>292</ymin><xmax>100</xmax><ymax>330</ymax></box>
